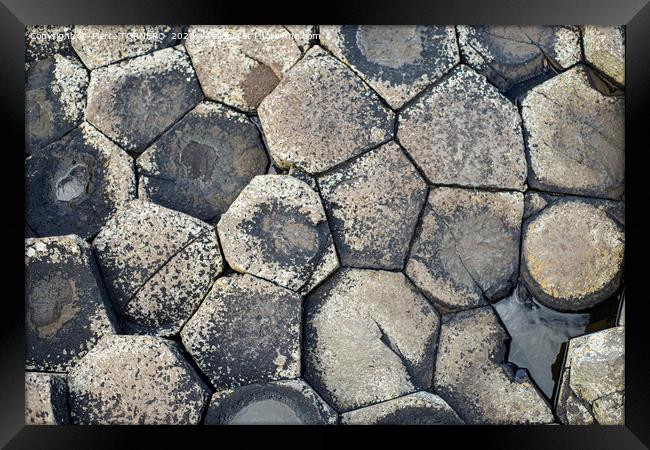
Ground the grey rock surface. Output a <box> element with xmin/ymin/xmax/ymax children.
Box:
<box><xmin>583</xmin><ymin>26</ymin><xmax>625</xmax><ymax>86</ymax></box>
<box><xmin>25</xmin><ymin>26</ymin><xmax>75</xmax><ymax>70</ymax></box>
<box><xmin>25</xmin><ymin>372</ymin><xmax>70</xmax><ymax>425</ymax></box>
<box><xmin>284</xmin><ymin>25</ymin><xmax>317</xmax><ymax>51</ymax></box>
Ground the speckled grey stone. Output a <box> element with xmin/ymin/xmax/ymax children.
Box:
<box><xmin>25</xmin><ymin>26</ymin><xmax>75</xmax><ymax>70</ymax></box>
<box><xmin>93</xmin><ymin>200</ymin><xmax>224</xmax><ymax>336</ymax></box>
<box><xmin>25</xmin><ymin>372</ymin><xmax>70</xmax><ymax>425</ymax></box>
<box><xmin>318</xmin><ymin>141</ymin><xmax>427</xmax><ymax>270</ymax></box>
<box><xmin>68</xmin><ymin>335</ymin><xmax>209</xmax><ymax>424</ymax></box>
<box><xmin>26</xmin><ymin>235</ymin><xmax>118</xmax><ymax>372</ymax></box>
<box><xmin>583</xmin><ymin>26</ymin><xmax>625</xmax><ymax>86</ymax></box>
<box><xmin>284</xmin><ymin>25</ymin><xmax>317</xmax><ymax>51</ymax></box>
<box><xmin>258</xmin><ymin>46</ymin><xmax>395</xmax><ymax>174</ymax></box>
<box><xmin>26</xmin><ymin>122</ymin><xmax>135</xmax><ymax>240</ymax></box>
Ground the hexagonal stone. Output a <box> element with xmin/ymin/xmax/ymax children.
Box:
<box><xmin>181</xmin><ymin>274</ymin><xmax>301</xmax><ymax>390</ymax></box>
<box><xmin>583</xmin><ymin>26</ymin><xmax>625</xmax><ymax>86</ymax></box>
<box><xmin>304</xmin><ymin>269</ymin><xmax>440</xmax><ymax>412</ymax></box>
<box><xmin>26</xmin><ymin>235</ymin><xmax>118</xmax><ymax>372</ymax></box>
<box><xmin>68</xmin><ymin>335</ymin><xmax>209</xmax><ymax>424</ymax></box>
<box><xmin>26</xmin><ymin>122</ymin><xmax>135</xmax><ymax>240</ymax></box>
<box><xmin>25</xmin><ymin>55</ymin><xmax>88</xmax><ymax>151</ymax></box>
<box><xmin>521</xmin><ymin>199</ymin><xmax>624</xmax><ymax>311</ymax></box>
<box><xmin>258</xmin><ymin>46</ymin><xmax>395</xmax><ymax>174</ymax></box>
<box><xmin>137</xmin><ymin>102</ymin><xmax>268</xmax><ymax>222</ymax></box>
<box><xmin>71</xmin><ymin>25</ymin><xmax>181</xmax><ymax>69</ymax></box>
<box><xmin>458</xmin><ymin>25</ymin><xmax>581</xmax><ymax>91</ymax></box>
<box><xmin>25</xmin><ymin>372</ymin><xmax>70</xmax><ymax>425</ymax></box>
<box><xmin>25</xmin><ymin>26</ymin><xmax>75</xmax><ymax>70</ymax></box>
<box><xmin>398</xmin><ymin>64</ymin><xmax>526</xmax><ymax>190</ymax></box>
<box><xmin>217</xmin><ymin>175</ymin><xmax>338</xmax><ymax>294</ymax></box>
<box><xmin>521</xmin><ymin>65</ymin><xmax>624</xmax><ymax>199</ymax></box>
<box><xmin>205</xmin><ymin>379</ymin><xmax>338</xmax><ymax>425</ymax></box>
<box><xmin>406</xmin><ymin>187</ymin><xmax>524</xmax><ymax>312</ymax></box>
<box><xmin>93</xmin><ymin>200</ymin><xmax>224</xmax><ymax>335</ymax></box>
<box><xmin>434</xmin><ymin>306</ymin><xmax>554</xmax><ymax>424</ymax></box>
<box><xmin>341</xmin><ymin>391</ymin><xmax>463</xmax><ymax>425</ymax></box>
<box><xmin>86</xmin><ymin>47</ymin><xmax>202</xmax><ymax>152</ymax></box>
<box><xmin>320</xmin><ymin>25</ymin><xmax>458</xmax><ymax>109</ymax></box>
<box><xmin>185</xmin><ymin>26</ymin><xmax>302</xmax><ymax>112</ymax></box>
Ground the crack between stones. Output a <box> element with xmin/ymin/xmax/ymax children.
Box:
<box><xmin>371</xmin><ymin>318</ymin><xmax>417</xmax><ymax>387</ymax></box>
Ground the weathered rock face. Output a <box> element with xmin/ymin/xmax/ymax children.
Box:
<box><xmin>93</xmin><ymin>200</ymin><xmax>223</xmax><ymax>336</ymax></box>
<box><xmin>434</xmin><ymin>306</ymin><xmax>554</xmax><ymax>424</ymax></box>
<box><xmin>185</xmin><ymin>26</ymin><xmax>302</xmax><ymax>112</ymax></box>
<box><xmin>25</xmin><ymin>235</ymin><xmax>118</xmax><ymax>372</ymax></box>
<box><xmin>138</xmin><ymin>102</ymin><xmax>268</xmax><ymax>222</ymax></box>
<box><xmin>318</xmin><ymin>142</ymin><xmax>427</xmax><ymax>270</ymax></box>
<box><xmin>341</xmin><ymin>391</ymin><xmax>464</xmax><ymax>425</ymax></box>
<box><xmin>26</xmin><ymin>122</ymin><xmax>135</xmax><ymax>240</ymax></box>
<box><xmin>398</xmin><ymin>64</ymin><xmax>526</xmax><ymax>190</ymax></box>
<box><xmin>258</xmin><ymin>46</ymin><xmax>395</xmax><ymax>174</ymax></box>
<box><xmin>320</xmin><ymin>25</ymin><xmax>458</xmax><ymax>109</ymax></box>
<box><xmin>217</xmin><ymin>175</ymin><xmax>338</xmax><ymax>294</ymax></box>
<box><xmin>205</xmin><ymin>379</ymin><xmax>338</xmax><ymax>425</ymax></box>
<box><xmin>583</xmin><ymin>26</ymin><xmax>625</xmax><ymax>86</ymax></box>
<box><xmin>406</xmin><ymin>187</ymin><xmax>523</xmax><ymax>312</ymax></box>
<box><xmin>556</xmin><ymin>327</ymin><xmax>624</xmax><ymax>425</ymax></box>
<box><xmin>86</xmin><ymin>47</ymin><xmax>202</xmax><ymax>152</ymax></box>
<box><xmin>521</xmin><ymin>65</ymin><xmax>624</xmax><ymax>199</ymax></box>
<box><xmin>68</xmin><ymin>335</ymin><xmax>209</xmax><ymax>424</ymax></box>
<box><xmin>304</xmin><ymin>269</ymin><xmax>440</xmax><ymax>412</ymax></box>
<box><xmin>25</xmin><ymin>372</ymin><xmax>70</xmax><ymax>425</ymax></box>
<box><xmin>458</xmin><ymin>26</ymin><xmax>581</xmax><ymax>91</ymax></box>
<box><xmin>25</xmin><ymin>55</ymin><xmax>88</xmax><ymax>152</ymax></box>
<box><xmin>181</xmin><ymin>274</ymin><xmax>301</xmax><ymax>390</ymax></box>
<box><xmin>284</xmin><ymin>25</ymin><xmax>317</xmax><ymax>51</ymax></box>
<box><xmin>25</xmin><ymin>26</ymin><xmax>75</xmax><ymax>70</ymax></box>
<box><xmin>521</xmin><ymin>199</ymin><xmax>624</xmax><ymax>311</ymax></box>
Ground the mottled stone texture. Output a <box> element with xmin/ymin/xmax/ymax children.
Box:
<box><xmin>25</xmin><ymin>372</ymin><xmax>70</xmax><ymax>425</ymax></box>
<box><xmin>583</xmin><ymin>26</ymin><xmax>625</xmax><ymax>86</ymax></box>
<box><xmin>25</xmin><ymin>26</ymin><xmax>75</xmax><ymax>70</ymax></box>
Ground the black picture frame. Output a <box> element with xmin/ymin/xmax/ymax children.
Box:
<box><xmin>2</xmin><ymin>0</ymin><xmax>648</xmax><ymax>447</ymax></box>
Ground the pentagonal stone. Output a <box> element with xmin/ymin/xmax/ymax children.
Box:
<box><xmin>25</xmin><ymin>26</ymin><xmax>75</xmax><ymax>70</ymax></box>
<box><xmin>304</xmin><ymin>269</ymin><xmax>440</xmax><ymax>412</ymax></box>
<box><xmin>318</xmin><ymin>142</ymin><xmax>427</xmax><ymax>270</ymax></box>
<box><xmin>68</xmin><ymin>335</ymin><xmax>209</xmax><ymax>424</ymax></box>
<box><xmin>320</xmin><ymin>25</ymin><xmax>458</xmax><ymax>108</ymax></box>
<box><xmin>86</xmin><ymin>47</ymin><xmax>202</xmax><ymax>152</ymax></box>
<box><xmin>93</xmin><ymin>200</ymin><xmax>223</xmax><ymax>335</ymax></box>
<box><xmin>521</xmin><ymin>199</ymin><xmax>624</xmax><ymax>311</ymax></box>
<box><xmin>434</xmin><ymin>306</ymin><xmax>554</xmax><ymax>424</ymax></box>
<box><xmin>26</xmin><ymin>235</ymin><xmax>118</xmax><ymax>372</ymax></box>
<box><xmin>406</xmin><ymin>188</ymin><xmax>523</xmax><ymax>312</ymax></box>
<box><xmin>458</xmin><ymin>25</ymin><xmax>581</xmax><ymax>91</ymax></box>
<box><xmin>25</xmin><ymin>55</ymin><xmax>88</xmax><ymax>152</ymax></box>
<box><xmin>25</xmin><ymin>372</ymin><xmax>70</xmax><ymax>425</ymax></box>
<box><xmin>181</xmin><ymin>274</ymin><xmax>301</xmax><ymax>390</ymax></box>
<box><xmin>398</xmin><ymin>64</ymin><xmax>526</xmax><ymax>190</ymax></box>
<box><xmin>205</xmin><ymin>379</ymin><xmax>338</xmax><ymax>425</ymax></box>
<box><xmin>217</xmin><ymin>175</ymin><xmax>338</xmax><ymax>294</ymax></box>
<box><xmin>137</xmin><ymin>101</ymin><xmax>268</xmax><ymax>222</ymax></box>
<box><xmin>185</xmin><ymin>26</ymin><xmax>301</xmax><ymax>112</ymax></box>
<box><xmin>26</xmin><ymin>122</ymin><xmax>135</xmax><ymax>240</ymax></box>
<box><xmin>258</xmin><ymin>46</ymin><xmax>395</xmax><ymax>174</ymax></box>
<box><xmin>583</xmin><ymin>26</ymin><xmax>625</xmax><ymax>86</ymax></box>
<box><xmin>71</xmin><ymin>25</ymin><xmax>181</xmax><ymax>69</ymax></box>
<box><xmin>521</xmin><ymin>65</ymin><xmax>624</xmax><ymax>199</ymax></box>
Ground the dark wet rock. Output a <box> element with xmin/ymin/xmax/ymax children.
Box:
<box><xmin>458</xmin><ymin>26</ymin><xmax>581</xmax><ymax>91</ymax></box>
<box><xmin>26</xmin><ymin>122</ymin><xmax>135</xmax><ymax>240</ymax></box>
<box><xmin>26</xmin><ymin>235</ymin><xmax>118</xmax><ymax>372</ymax></box>
<box><xmin>434</xmin><ymin>306</ymin><xmax>554</xmax><ymax>424</ymax></box>
<box><xmin>521</xmin><ymin>65</ymin><xmax>624</xmax><ymax>199</ymax></box>
<box><xmin>93</xmin><ymin>200</ymin><xmax>224</xmax><ymax>336</ymax></box>
<box><xmin>406</xmin><ymin>187</ymin><xmax>523</xmax><ymax>312</ymax></box>
<box><xmin>25</xmin><ymin>223</ymin><xmax>38</xmax><ymax>238</ymax></box>
<box><xmin>25</xmin><ymin>26</ymin><xmax>75</xmax><ymax>70</ymax></box>
<box><xmin>583</xmin><ymin>26</ymin><xmax>625</xmax><ymax>86</ymax></box>
<box><xmin>25</xmin><ymin>372</ymin><xmax>70</xmax><ymax>425</ymax></box>
<box><xmin>138</xmin><ymin>101</ymin><xmax>268</xmax><ymax>222</ymax></box>
<box><xmin>68</xmin><ymin>335</ymin><xmax>209</xmax><ymax>424</ymax></box>
<box><xmin>86</xmin><ymin>47</ymin><xmax>202</xmax><ymax>152</ymax></box>
<box><xmin>618</xmin><ymin>297</ymin><xmax>625</xmax><ymax>326</ymax></box>
<box><xmin>185</xmin><ymin>26</ymin><xmax>301</xmax><ymax>112</ymax></box>
<box><xmin>205</xmin><ymin>379</ymin><xmax>337</xmax><ymax>425</ymax></box>
<box><xmin>398</xmin><ymin>64</ymin><xmax>526</xmax><ymax>190</ymax></box>
<box><xmin>304</xmin><ymin>268</ymin><xmax>440</xmax><ymax>412</ymax></box>
<box><xmin>320</xmin><ymin>25</ymin><xmax>458</xmax><ymax>108</ymax></box>
<box><xmin>181</xmin><ymin>274</ymin><xmax>301</xmax><ymax>390</ymax></box>
<box><xmin>25</xmin><ymin>55</ymin><xmax>88</xmax><ymax>152</ymax></box>
<box><xmin>521</xmin><ymin>199</ymin><xmax>624</xmax><ymax>311</ymax></box>
<box><xmin>217</xmin><ymin>175</ymin><xmax>338</xmax><ymax>294</ymax></box>
<box><xmin>258</xmin><ymin>46</ymin><xmax>394</xmax><ymax>174</ymax></box>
